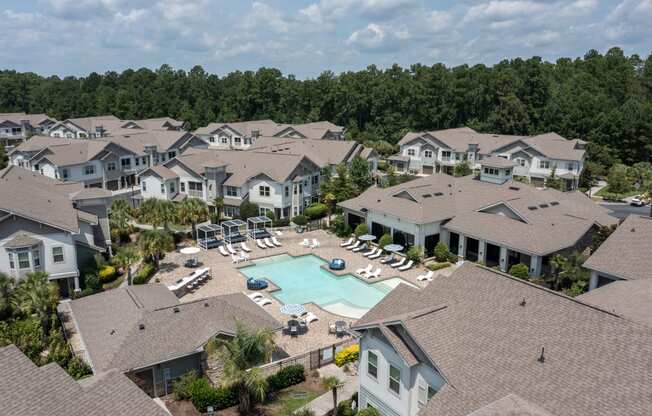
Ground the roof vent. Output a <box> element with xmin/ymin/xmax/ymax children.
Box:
<box><xmin>550</xmin><ymin>201</ymin><xmax>559</xmax><ymax>206</ymax></box>
<box><xmin>434</xmin><ymin>192</ymin><xmax>443</xmax><ymax>196</ymax></box>
<box><xmin>539</xmin><ymin>203</ymin><xmax>549</xmax><ymax>208</ymax></box>
<box><xmin>204</xmin><ymin>302</ymin><xmax>210</xmax><ymax>307</ymax></box>
<box><xmin>447</xmin><ymin>184</ymin><xmax>452</xmax><ymax>187</ymax></box>
<box><xmin>528</xmin><ymin>206</ymin><xmax>538</xmax><ymax>210</ymax></box>
<box><xmin>173</xmin><ymin>307</ymin><xmax>180</xmax><ymax>313</ymax></box>
<box><xmin>537</xmin><ymin>347</ymin><xmax>545</xmax><ymax>363</ymax></box>
<box><xmin>519</xmin><ymin>297</ymin><xmax>527</xmax><ymax>307</ymax></box>
<box><xmin>377</xmin><ymin>199</ymin><xmax>381</xmax><ymax>203</ymax></box>
<box><xmin>138</xmin><ymin>323</ymin><xmax>145</xmax><ymax>330</ymax></box>
<box><xmin>422</xmin><ymin>194</ymin><xmax>432</xmax><ymax>198</ymax></box>
<box><xmin>631</xmin><ymin>228</ymin><xmax>636</xmax><ymax>232</ymax></box>
<box><xmin>110</xmin><ymin>329</ymin><xmax>116</xmax><ymax>335</ymax></box>
<box><xmin>509</xmin><ymin>186</ymin><xmax>520</xmax><ymax>191</ymax></box>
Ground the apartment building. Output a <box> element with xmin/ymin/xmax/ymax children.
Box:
<box><xmin>139</xmin><ymin>148</ymin><xmax>322</xmax><ymax>219</ymax></box>
<box><xmin>339</xmin><ymin>158</ymin><xmax>616</xmax><ymax>277</ymax></box>
<box><xmin>48</xmin><ymin>115</ymin><xmax>184</xmax><ymax>139</ymax></box>
<box><xmin>0</xmin><ymin>166</ymin><xmax>111</xmax><ymax>297</ymax></box>
<box><xmin>352</xmin><ymin>262</ymin><xmax>652</xmax><ymax>416</ymax></box>
<box><xmin>9</xmin><ymin>131</ymin><xmax>205</xmax><ymax>193</ymax></box>
<box><xmin>0</xmin><ymin>112</ymin><xmax>57</xmax><ymax>148</ymax></box>
<box><xmin>195</xmin><ymin>119</ymin><xmax>346</xmax><ymax>149</ymax></box>
<box><xmin>390</xmin><ymin>127</ymin><xmax>586</xmax><ymax>190</ymax></box>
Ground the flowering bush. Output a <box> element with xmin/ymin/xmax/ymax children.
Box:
<box><xmin>335</xmin><ymin>344</ymin><xmax>360</xmax><ymax>367</ymax></box>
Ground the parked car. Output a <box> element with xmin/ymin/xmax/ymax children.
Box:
<box><xmin>630</xmin><ymin>195</ymin><xmax>649</xmax><ymax>206</ymax></box>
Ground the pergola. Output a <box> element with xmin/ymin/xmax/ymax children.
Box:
<box><xmin>247</xmin><ymin>216</ymin><xmax>272</xmax><ymax>239</ymax></box>
<box><xmin>221</xmin><ymin>219</ymin><xmax>247</xmax><ymax>243</ymax></box>
<box><xmin>196</xmin><ymin>224</ymin><xmax>222</xmax><ymax>250</ymax></box>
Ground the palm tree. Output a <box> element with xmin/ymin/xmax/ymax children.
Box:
<box><xmin>112</xmin><ymin>245</ymin><xmax>140</xmax><ymax>285</ymax></box>
<box><xmin>215</xmin><ymin>322</ymin><xmax>276</xmax><ymax>414</ymax></box>
<box><xmin>0</xmin><ymin>272</ymin><xmax>14</xmax><ymax>319</ymax></box>
<box><xmin>109</xmin><ymin>199</ymin><xmax>134</xmax><ymax>232</ymax></box>
<box><xmin>11</xmin><ymin>272</ymin><xmax>59</xmax><ymax>336</ymax></box>
<box><xmin>323</xmin><ymin>376</ymin><xmax>344</xmax><ymax>416</ymax></box>
<box><xmin>138</xmin><ymin>229</ymin><xmax>174</xmax><ymax>268</ymax></box>
<box><xmin>178</xmin><ymin>198</ymin><xmax>209</xmax><ymax>240</ymax></box>
<box><xmin>138</xmin><ymin>198</ymin><xmax>177</xmax><ymax>229</ymax></box>
<box><xmin>212</xmin><ymin>196</ymin><xmax>224</xmax><ymax>223</ymax></box>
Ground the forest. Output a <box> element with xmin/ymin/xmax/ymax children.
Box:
<box><xmin>1</xmin><ymin>47</ymin><xmax>651</xmax><ymax>169</ymax></box>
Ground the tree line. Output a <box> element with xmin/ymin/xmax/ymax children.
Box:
<box><xmin>1</xmin><ymin>47</ymin><xmax>651</xmax><ymax>169</ymax></box>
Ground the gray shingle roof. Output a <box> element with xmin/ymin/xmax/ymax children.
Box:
<box><xmin>354</xmin><ymin>263</ymin><xmax>652</xmax><ymax>416</ymax></box>
<box><xmin>0</xmin><ymin>344</ymin><xmax>168</xmax><ymax>416</ymax></box>
<box><xmin>249</xmin><ymin>137</ymin><xmax>371</xmax><ymax>168</ymax></box>
<box><xmin>577</xmin><ymin>279</ymin><xmax>652</xmax><ymax>328</ymax></box>
<box><xmin>66</xmin><ymin>285</ymin><xmax>281</xmax><ymax>372</ymax></box>
<box><xmin>480</xmin><ymin>155</ymin><xmax>516</xmax><ymax>168</ymax></box>
<box><xmin>194</xmin><ymin>119</ymin><xmax>343</xmax><ymax>139</ymax></box>
<box><xmin>583</xmin><ymin>215</ymin><xmax>652</xmax><ymax>281</ymax></box>
<box><xmin>2</xmin><ymin>233</ymin><xmax>42</xmax><ymax>248</ymax></box>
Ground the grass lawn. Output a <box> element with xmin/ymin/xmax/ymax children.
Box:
<box><xmin>267</xmin><ymin>388</ymin><xmax>320</xmax><ymax>416</ymax></box>
<box><xmin>594</xmin><ymin>186</ymin><xmax>640</xmax><ymax>198</ymax></box>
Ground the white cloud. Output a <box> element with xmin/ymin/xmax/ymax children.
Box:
<box><xmin>299</xmin><ymin>0</ymin><xmax>416</xmax><ymax>25</ymax></box>
<box><xmin>463</xmin><ymin>1</ymin><xmax>548</xmax><ymax>23</ymax></box>
<box><xmin>346</xmin><ymin>22</ymin><xmax>410</xmax><ymax>52</ymax></box>
<box><xmin>605</xmin><ymin>0</ymin><xmax>652</xmax><ymax>42</ymax></box>
<box><xmin>245</xmin><ymin>2</ymin><xmax>291</xmax><ymax>33</ymax></box>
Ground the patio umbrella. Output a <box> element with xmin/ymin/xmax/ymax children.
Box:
<box><xmin>358</xmin><ymin>234</ymin><xmax>376</xmax><ymax>241</ymax></box>
<box><xmin>180</xmin><ymin>247</ymin><xmax>201</xmax><ymax>255</ymax></box>
<box><xmin>279</xmin><ymin>304</ymin><xmax>306</xmax><ymax>317</ymax></box>
<box><xmin>384</xmin><ymin>244</ymin><xmax>404</xmax><ymax>253</ymax></box>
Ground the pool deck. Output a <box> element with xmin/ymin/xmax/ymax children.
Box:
<box><xmin>154</xmin><ymin>229</ymin><xmax>459</xmax><ymax>357</ymax></box>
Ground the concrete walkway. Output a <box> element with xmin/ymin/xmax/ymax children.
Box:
<box><xmin>586</xmin><ymin>180</ymin><xmax>607</xmax><ymax>198</ymax></box>
<box><xmin>301</xmin><ymin>364</ymin><xmax>358</xmax><ymax>416</ymax></box>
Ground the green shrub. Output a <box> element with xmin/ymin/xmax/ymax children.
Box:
<box><xmin>337</xmin><ymin>400</ymin><xmax>356</xmax><ymax>416</ymax></box>
<box><xmin>188</xmin><ymin>378</ymin><xmax>238</xmax><ymax>412</ymax></box>
<box><xmin>433</xmin><ymin>242</ymin><xmax>451</xmax><ymax>263</ymax></box>
<box><xmin>354</xmin><ymin>223</ymin><xmax>369</xmax><ymax>237</ymax></box>
<box><xmin>335</xmin><ymin>344</ymin><xmax>360</xmax><ymax>367</ymax></box>
<box><xmin>378</xmin><ymin>233</ymin><xmax>392</xmax><ymax>249</ymax></box>
<box><xmin>83</xmin><ymin>273</ymin><xmax>102</xmax><ymax>292</ymax></box>
<box><xmin>508</xmin><ymin>263</ymin><xmax>530</xmax><ymax>279</ymax></box>
<box><xmin>292</xmin><ymin>215</ymin><xmax>308</xmax><ymax>226</ymax></box>
<box><xmin>331</xmin><ymin>215</ymin><xmax>351</xmax><ymax>237</ymax></box>
<box><xmin>304</xmin><ymin>203</ymin><xmax>328</xmax><ymax>220</ymax></box>
<box><xmin>66</xmin><ymin>356</ymin><xmax>92</xmax><ymax>379</ymax></box>
<box><xmin>600</xmin><ymin>192</ymin><xmax>624</xmax><ymax>202</ymax></box>
<box><xmin>358</xmin><ymin>408</ymin><xmax>381</xmax><ymax>416</ymax></box>
<box><xmin>98</xmin><ymin>265</ymin><xmax>116</xmax><ymax>283</ymax></box>
<box><xmin>273</xmin><ymin>217</ymin><xmax>291</xmax><ymax>227</ymax></box>
<box><xmin>427</xmin><ymin>262</ymin><xmax>451</xmax><ymax>271</ymax></box>
<box><xmin>173</xmin><ymin>371</ymin><xmax>198</xmax><ymax>400</ymax></box>
<box><xmin>267</xmin><ymin>364</ymin><xmax>305</xmax><ymax>392</ymax></box>
<box><xmin>406</xmin><ymin>245</ymin><xmax>424</xmax><ymax>263</ymax></box>
<box><xmin>133</xmin><ymin>262</ymin><xmax>155</xmax><ymax>285</ymax></box>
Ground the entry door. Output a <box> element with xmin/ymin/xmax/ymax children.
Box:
<box><xmin>449</xmin><ymin>232</ymin><xmax>459</xmax><ymax>255</ymax></box>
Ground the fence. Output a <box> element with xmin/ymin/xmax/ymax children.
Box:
<box><xmin>258</xmin><ymin>338</ymin><xmax>358</xmax><ymax>376</ymax></box>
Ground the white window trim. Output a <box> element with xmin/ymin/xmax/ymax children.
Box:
<box><xmin>52</xmin><ymin>246</ymin><xmax>65</xmax><ymax>264</ymax></box>
<box><xmin>367</xmin><ymin>351</ymin><xmax>378</xmax><ymax>380</ymax></box>
<box><xmin>388</xmin><ymin>363</ymin><xmax>401</xmax><ymax>395</ymax></box>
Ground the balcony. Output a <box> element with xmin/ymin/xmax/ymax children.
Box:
<box><xmin>188</xmin><ymin>190</ymin><xmax>204</xmax><ymax>199</ymax></box>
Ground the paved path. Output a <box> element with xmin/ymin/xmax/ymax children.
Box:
<box><xmin>301</xmin><ymin>364</ymin><xmax>358</xmax><ymax>416</ymax></box>
<box><xmin>586</xmin><ymin>180</ymin><xmax>607</xmax><ymax>198</ymax></box>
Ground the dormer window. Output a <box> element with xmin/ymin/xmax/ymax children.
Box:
<box><xmin>407</xmin><ymin>149</ymin><xmax>416</xmax><ymax>156</ymax></box>
<box><xmin>424</xmin><ymin>150</ymin><xmax>433</xmax><ymax>158</ymax></box>
<box><xmin>539</xmin><ymin>160</ymin><xmax>550</xmax><ymax>169</ymax></box>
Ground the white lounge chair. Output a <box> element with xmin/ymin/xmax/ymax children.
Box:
<box><xmin>275</xmin><ymin>230</ymin><xmax>283</xmax><ymax>236</ymax></box>
<box><xmin>369</xmin><ymin>249</ymin><xmax>383</xmax><ymax>260</ymax></box>
<box><xmin>347</xmin><ymin>240</ymin><xmax>360</xmax><ymax>250</ymax></box>
<box><xmin>311</xmin><ymin>239</ymin><xmax>320</xmax><ymax>249</ymax></box>
<box><xmin>241</xmin><ymin>242</ymin><xmax>251</xmax><ymax>252</ymax></box>
<box><xmin>353</xmin><ymin>243</ymin><xmax>368</xmax><ymax>253</ymax></box>
<box><xmin>247</xmin><ymin>292</ymin><xmax>264</xmax><ymax>301</ymax></box>
<box><xmin>355</xmin><ymin>264</ymin><xmax>373</xmax><ymax>276</ymax></box>
<box><xmin>300</xmin><ymin>239</ymin><xmax>310</xmax><ymax>247</ymax></box>
<box><xmin>255</xmin><ymin>297</ymin><xmax>272</xmax><ymax>307</ymax></box>
<box><xmin>390</xmin><ymin>257</ymin><xmax>406</xmax><ymax>268</ymax></box>
<box><xmin>256</xmin><ymin>239</ymin><xmax>267</xmax><ymax>249</ymax></box>
<box><xmin>305</xmin><ymin>312</ymin><xmax>319</xmax><ymax>324</ymax></box>
<box><xmin>239</xmin><ymin>252</ymin><xmax>249</xmax><ymax>262</ymax></box>
<box><xmin>366</xmin><ymin>267</ymin><xmax>382</xmax><ymax>279</ymax></box>
<box><xmin>340</xmin><ymin>237</ymin><xmax>354</xmax><ymax>247</ymax></box>
<box><xmin>218</xmin><ymin>245</ymin><xmax>229</xmax><ymax>256</ymax></box>
<box><xmin>271</xmin><ymin>236</ymin><xmax>282</xmax><ymax>247</ymax></box>
<box><xmin>264</xmin><ymin>238</ymin><xmax>275</xmax><ymax>248</ymax></box>
<box><xmin>231</xmin><ymin>254</ymin><xmax>240</xmax><ymax>264</ymax></box>
<box><xmin>398</xmin><ymin>260</ymin><xmax>414</xmax><ymax>271</ymax></box>
<box><xmin>417</xmin><ymin>270</ymin><xmax>434</xmax><ymax>281</ymax></box>
<box><xmin>226</xmin><ymin>244</ymin><xmax>237</xmax><ymax>255</ymax></box>
<box><xmin>363</xmin><ymin>247</ymin><xmax>378</xmax><ymax>257</ymax></box>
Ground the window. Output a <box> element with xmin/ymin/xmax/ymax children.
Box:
<box><xmin>407</xmin><ymin>149</ymin><xmax>416</xmax><ymax>156</ymax></box>
<box><xmin>515</xmin><ymin>158</ymin><xmax>526</xmax><ymax>167</ymax></box>
<box><xmin>483</xmin><ymin>167</ymin><xmax>498</xmax><ymax>175</ymax></box>
<box><xmin>189</xmin><ymin>182</ymin><xmax>203</xmax><ymax>191</ymax></box>
<box><xmin>539</xmin><ymin>160</ymin><xmax>550</xmax><ymax>169</ymax></box>
<box><xmin>441</xmin><ymin>150</ymin><xmax>451</xmax><ymax>159</ymax></box>
<box><xmin>284</xmin><ymin>186</ymin><xmax>289</xmax><ymax>197</ymax></box>
<box><xmin>107</xmin><ymin>162</ymin><xmax>116</xmax><ymax>171</ymax></box>
<box><xmin>566</xmin><ymin>162</ymin><xmax>574</xmax><ymax>171</ymax></box>
<box><xmin>259</xmin><ymin>186</ymin><xmax>270</xmax><ymax>197</ymax></box>
<box><xmin>8</xmin><ymin>253</ymin><xmax>15</xmax><ymax>269</ymax></box>
<box><xmin>142</xmin><ymin>181</ymin><xmax>147</xmax><ymax>192</ymax></box>
<box><xmin>18</xmin><ymin>251</ymin><xmax>30</xmax><ymax>269</ymax></box>
<box><xmin>121</xmin><ymin>158</ymin><xmax>131</xmax><ymax>169</ymax></box>
<box><xmin>424</xmin><ymin>150</ymin><xmax>433</xmax><ymax>158</ymax></box>
<box><xmin>52</xmin><ymin>247</ymin><xmax>64</xmax><ymax>263</ymax></box>
<box><xmin>312</xmin><ymin>175</ymin><xmax>319</xmax><ymax>185</ymax></box>
<box><xmin>84</xmin><ymin>165</ymin><xmax>95</xmax><ymax>175</ymax></box>
<box><xmin>180</xmin><ymin>182</ymin><xmax>186</xmax><ymax>192</ymax></box>
<box><xmin>234</xmin><ymin>137</ymin><xmax>241</xmax><ymax>145</ymax></box>
<box><xmin>389</xmin><ymin>365</ymin><xmax>401</xmax><ymax>394</ymax></box>
<box><xmin>61</xmin><ymin>168</ymin><xmax>69</xmax><ymax>179</ymax></box>
<box><xmin>32</xmin><ymin>250</ymin><xmax>40</xmax><ymax>268</ymax></box>
<box><xmin>168</xmin><ymin>151</ymin><xmax>176</xmax><ymax>159</ymax></box>
<box><xmin>505</xmin><ymin>169</ymin><xmax>511</xmax><ymax>175</ymax></box>
<box><xmin>33</xmin><ymin>164</ymin><xmax>40</xmax><ymax>172</ymax></box>
<box><xmin>221</xmin><ymin>137</ymin><xmax>228</xmax><ymax>144</ymax></box>
<box><xmin>418</xmin><ymin>384</ymin><xmax>438</xmax><ymax>408</ymax></box>
<box><xmin>209</xmin><ymin>136</ymin><xmax>215</xmax><ymax>143</ymax></box>
<box><xmin>161</xmin><ymin>184</ymin><xmax>165</xmax><ymax>194</ymax></box>
<box><xmin>226</xmin><ymin>186</ymin><xmax>238</xmax><ymax>197</ymax></box>
<box><xmin>169</xmin><ymin>183</ymin><xmax>175</xmax><ymax>193</ymax></box>
<box><xmin>141</xmin><ymin>156</ymin><xmax>148</xmax><ymax>166</ymax></box>
<box><xmin>367</xmin><ymin>351</ymin><xmax>378</xmax><ymax>379</ymax></box>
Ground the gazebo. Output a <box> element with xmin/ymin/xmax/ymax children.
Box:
<box><xmin>247</xmin><ymin>216</ymin><xmax>272</xmax><ymax>239</ymax></box>
<box><xmin>196</xmin><ymin>224</ymin><xmax>222</xmax><ymax>250</ymax></box>
<box><xmin>221</xmin><ymin>219</ymin><xmax>247</xmax><ymax>243</ymax></box>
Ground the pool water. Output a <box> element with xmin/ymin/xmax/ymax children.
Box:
<box><xmin>240</xmin><ymin>254</ymin><xmax>413</xmax><ymax>318</ymax></box>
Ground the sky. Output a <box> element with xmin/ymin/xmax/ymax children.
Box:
<box><xmin>1</xmin><ymin>0</ymin><xmax>651</xmax><ymax>79</ymax></box>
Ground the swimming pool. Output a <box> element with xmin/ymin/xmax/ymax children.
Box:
<box><xmin>240</xmin><ymin>254</ymin><xmax>413</xmax><ymax>318</ymax></box>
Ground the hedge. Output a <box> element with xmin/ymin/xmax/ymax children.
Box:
<box><xmin>188</xmin><ymin>378</ymin><xmax>238</xmax><ymax>412</ymax></box>
<box><xmin>292</xmin><ymin>215</ymin><xmax>308</xmax><ymax>226</ymax></box>
<box><xmin>133</xmin><ymin>262</ymin><xmax>155</xmax><ymax>285</ymax></box>
<box><xmin>267</xmin><ymin>364</ymin><xmax>305</xmax><ymax>392</ymax></box>
<box><xmin>427</xmin><ymin>262</ymin><xmax>451</xmax><ymax>271</ymax></box>
<box><xmin>304</xmin><ymin>203</ymin><xmax>328</xmax><ymax>220</ymax></box>
<box><xmin>335</xmin><ymin>344</ymin><xmax>359</xmax><ymax>367</ymax></box>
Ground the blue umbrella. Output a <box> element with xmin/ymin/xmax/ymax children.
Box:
<box><xmin>384</xmin><ymin>244</ymin><xmax>404</xmax><ymax>253</ymax></box>
<box><xmin>279</xmin><ymin>304</ymin><xmax>306</xmax><ymax>316</ymax></box>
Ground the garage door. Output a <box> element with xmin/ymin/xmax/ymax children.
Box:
<box><xmin>422</xmin><ymin>165</ymin><xmax>434</xmax><ymax>175</ymax></box>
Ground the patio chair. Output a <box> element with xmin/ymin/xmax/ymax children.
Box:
<box><xmin>335</xmin><ymin>321</ymin><xmax>348</xmax><ymax>337</ymax></box>
<box><xmin>368</xmin><ymin>249</ymin><xmax>383</xmax><ymax>260</ymax></box>
<box><xmin>239</xmin><ymin>252</ymin><xmax>249</xmax><ymax>262</ymax></box>
<box><xmin>328</xmin><ymin>322</ymin><xmax>337</xmax><ymax>334</ymax></box>
<box><xmin>347</xmin><ymin>240</ymin><xmax>361</xmax><ymax>250</ymax></box>
<box><xmin>231</xmin><ymin>254</ymin><xmax>241</xmax><ymax>264</ymax></box>
<box><xmin>218</xmin><ymin>245</ymin><xmax>229</xmax><ymax>256</ymax></box>
<box><xmin>362</xmin><ymin>247</ymin><xmax>378</xmax><ymax>257</ymax></box>
<box><xmin>271</xmin><ymin>236</ymin><xmax>282</xmax><ymax>247</ymax></box>
<box><xmin>275</xmin><ymin>230</ymin><xmax>283</xmax><ymax>236</ymax></box>
<box><xmin>289</xmin><ymin>320</ymin><xmax>299</xmax><ymax>337</ymax></box>
<box><xmin>340</xmin><ymin>237</ymin><xmax>354</xmax><ymax>247</ymax></box>
<box><xmin>240</xmin><ymin>242</ymin><xmax>252</xmax><ymax>252</ymax></box>
<box><xmin>300</xmin><ymin>238</ymin><xmax>310</xmax><ymax>247</ymax></box>
<box><xmin>353</xmin><ymin>243</ymin><xmax>368</xmax><ymax>253</ymax></box>
<box><xmin>390</xmin><ymin>257</ymin><xmax>406</xmax><ymax>268</ymax></box>
<box><xmin>305</xmin><ymin>312</ymin><xmax>319</xmax><ymax>324</ymax></box>
<box><xmin>264</xmin><ymin>238</ymin><xmax>275</xmax><ymax>248</ymax></box>
<box><xmin>256</xmin><ymin>239</ymin><xmax>267</xmax><ymax>249</ymax></box>
<box><xmin>255</xmin><ymin>297</ymin><xmax>272</xmax><ymax>307</ymax></box>
<box><xmin>299</xmin><ymin>320</ymin><xmax>308</xmax><ymax>333</ymax></box>
<box><xmin>398</xmin><ymin>260</ymin><xmax>414</xmax><ymax>271</ymax></box>
<box><xmin>311</xmin><ymin>239</ymin><xmax>320</xmax><ymax>248</ymax></box>
<box><xmin>246</xmin><ymin>292</ymin><xmax>264</xmax><ymax>301</ymax></box>
<box><xmin>226</xmin><ymin>244</ymin><xmax>237</xmax><ymax>255</ymax></box>
<box><xmin>355</xmin><ymin>264</ymin><xmax>373</xmax><ymax>276</ymax></box>
<box><xmin>417</xmin><ymin>270</ymin><xmax>434</xmax><ymax>281</ymax></box>
<box><xmin>366</xmin><ymin>267</ymin><xmax>382</xmax><ymax>279</ymax></box>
